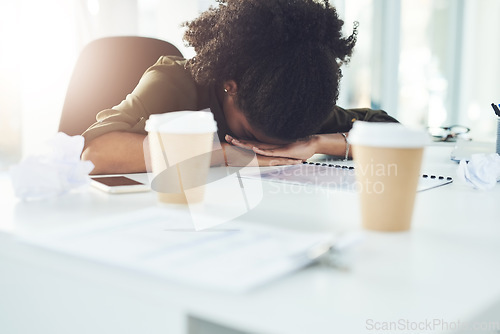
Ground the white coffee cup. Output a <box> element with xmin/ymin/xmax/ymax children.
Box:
<box><xmin>145</xmin><ymin>111</ymin><xmax>217</xmax><ymax>204</ymax></box>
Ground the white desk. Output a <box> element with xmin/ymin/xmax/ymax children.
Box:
<box><xmin>1</xmin><ymin>145</ymin><xmax>500</xmax><ymax>334</ymax></box>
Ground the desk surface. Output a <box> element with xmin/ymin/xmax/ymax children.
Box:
<box><xmin>1</xmin><ymin>144</ymin><xmax>499</xmax><ymax>334</ymax></box>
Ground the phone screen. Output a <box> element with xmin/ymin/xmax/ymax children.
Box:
<box><xmin>92</xmin><ymin>176</ymin><xmax>144</xmax><ymax>187</ymax></box>
<box><xmin>90</xmin><ymin>176</ymin><xmax>150</xmax><ymax>193</ymax></box>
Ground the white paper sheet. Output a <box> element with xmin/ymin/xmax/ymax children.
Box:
<box><xmin>20</xmin><ymin>207</ymin><xmax>334</xmax><ymax>292</ymax></box>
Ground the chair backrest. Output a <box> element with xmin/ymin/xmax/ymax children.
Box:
<box><xmin>58</xmin><ymin>36</ymin><xmax>183</xmax><ymax>136</ymax></box>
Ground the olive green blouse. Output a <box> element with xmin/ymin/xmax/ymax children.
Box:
<box><xmin>82</xmin><ymin>56</ymin><xmax>397</xmax><ymax>143</ymax></box>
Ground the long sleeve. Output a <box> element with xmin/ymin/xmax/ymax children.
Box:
<box><xmin>317</xmin><ymin>106</ymin><xmax>399</xmax><ymax>134</ymax></box>
<box><xmin>82</xmin><ymin>56</ymin><xmax>199</xmax><ymax>143</ymax></box>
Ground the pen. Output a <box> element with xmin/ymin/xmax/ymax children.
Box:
<box><xmin>296</xmin><ymin>232</ymin><xmax>364</xmax><ymax>270</ymax></box>
<box><xmin>491</xmin><ymin>103</ymin><xmax>500</xmax><ymax>117</ymax></box>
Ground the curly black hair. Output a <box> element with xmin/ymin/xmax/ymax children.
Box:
<box><xmin>183</xmin><ymin>0</ymin><xmax>357</xmax><ymax>140</ymax></box>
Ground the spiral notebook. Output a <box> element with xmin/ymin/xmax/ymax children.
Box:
<box><xmin>244</xmin><ymin>161</ymin><xmax>453</xmax><ymax>192</ymax></box>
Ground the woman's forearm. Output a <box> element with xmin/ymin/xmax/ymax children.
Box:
<box><xmin>314</xmin><ymin>133</ymin><xmax>351</xmax><ymax>158</ymax></box>
<box><xmin>81</xmin><ymin>132</ymin><xmax>148</xmax><ymax>175</ymax></box>
<box><xmin>82</xmin><ymin>133</ymin><xmax>238</xmax><ymax>174</ymax></box>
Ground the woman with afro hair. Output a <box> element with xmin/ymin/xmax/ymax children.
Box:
<box><xmin>82</xmin><ymin>0</ymin><xmax>398</xmax><ymax>174</ymax></box>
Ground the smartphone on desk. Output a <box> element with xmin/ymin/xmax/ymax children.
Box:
<box><xmin>90</xmin><ymin>176</ymin><xmax>150</xmax><ymax>194</ymax></box>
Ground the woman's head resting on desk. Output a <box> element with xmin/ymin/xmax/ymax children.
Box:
<box><xmin>183</xmin><ymin>0</ymin><xmax>358</xmax><ymax>143</ymax></box>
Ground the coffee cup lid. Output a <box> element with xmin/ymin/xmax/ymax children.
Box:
<box><xmin>145</xmin><ymin>110</ymin><xmax>217</xmax><ymax>134</ymax></box>
<box><xmin>348</xmin><ymin>121</ymin><xmax>430</xmax><ymax>148</ymax></box>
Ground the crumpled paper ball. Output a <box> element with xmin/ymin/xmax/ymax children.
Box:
<box><xmin>10</xmin><ymin>132</ymin><xmax>94</xmax><ymax>200</ymax></box>
<box><xmin>457</xmin><ymin>153</ymin><xmax>500</xmax><ymax>190</ymax></box>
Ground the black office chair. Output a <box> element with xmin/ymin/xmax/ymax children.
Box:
<box><xmin>58</xmin><ymin>36</ymin><xmax>183</xmax><ymax>136</ymax></box>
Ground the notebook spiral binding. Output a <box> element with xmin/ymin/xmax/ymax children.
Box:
<box><xmin>302</xmin><ymin>161</ymin><xmax>453</xmax><ymax>182</ymax></box>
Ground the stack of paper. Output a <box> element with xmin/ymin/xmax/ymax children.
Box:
<box><xmin>20</xmin><ymin>207</ymin><xmax>334</xmax><ymax>292</ymax></box>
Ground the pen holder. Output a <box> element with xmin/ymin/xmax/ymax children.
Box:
<box><xmin>497</xmin><ymin>118</ymin><xmax>500</xmax><ymax>155</ymax></box>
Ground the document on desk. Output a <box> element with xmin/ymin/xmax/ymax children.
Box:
<box><xmin>242</xmin><ymin>162</ymin><xmax>453</xmax><ymax>192</ymax></box>
<box><xmin>21</xmin><ymin>207</ymin><xmax>334</xmax><ymax>292</ymax></box>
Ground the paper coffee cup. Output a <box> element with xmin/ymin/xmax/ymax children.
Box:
<box><xmin>145</xmin><ymin>111</ymin><xmax>217</xmax><ymax>204</ymax></box>
<box><xmin>348</xmin><ymin>121</ymin><xmax>429</xmax><ymax>231</ymax></box>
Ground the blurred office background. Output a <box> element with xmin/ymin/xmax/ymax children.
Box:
<box><xmin>0</xmin><ymin>0</ymin><xmax>499</xmax><ymax>168</ymax></box>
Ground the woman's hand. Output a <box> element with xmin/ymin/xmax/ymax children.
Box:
<box><xmin>216</xmin><ymin>142</ymin><xmax>303</xmax><ymax>167</ymax></box>
<box><xmin>225</xmin><ymin>134</ymin><xmax>319</xmax><ymax>165</ymax></box>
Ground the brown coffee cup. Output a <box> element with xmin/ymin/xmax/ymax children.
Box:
<box><xmin>348</xmin><ymin>121</ymin><xmax>429</xmax><ymax>231</ymax></box>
